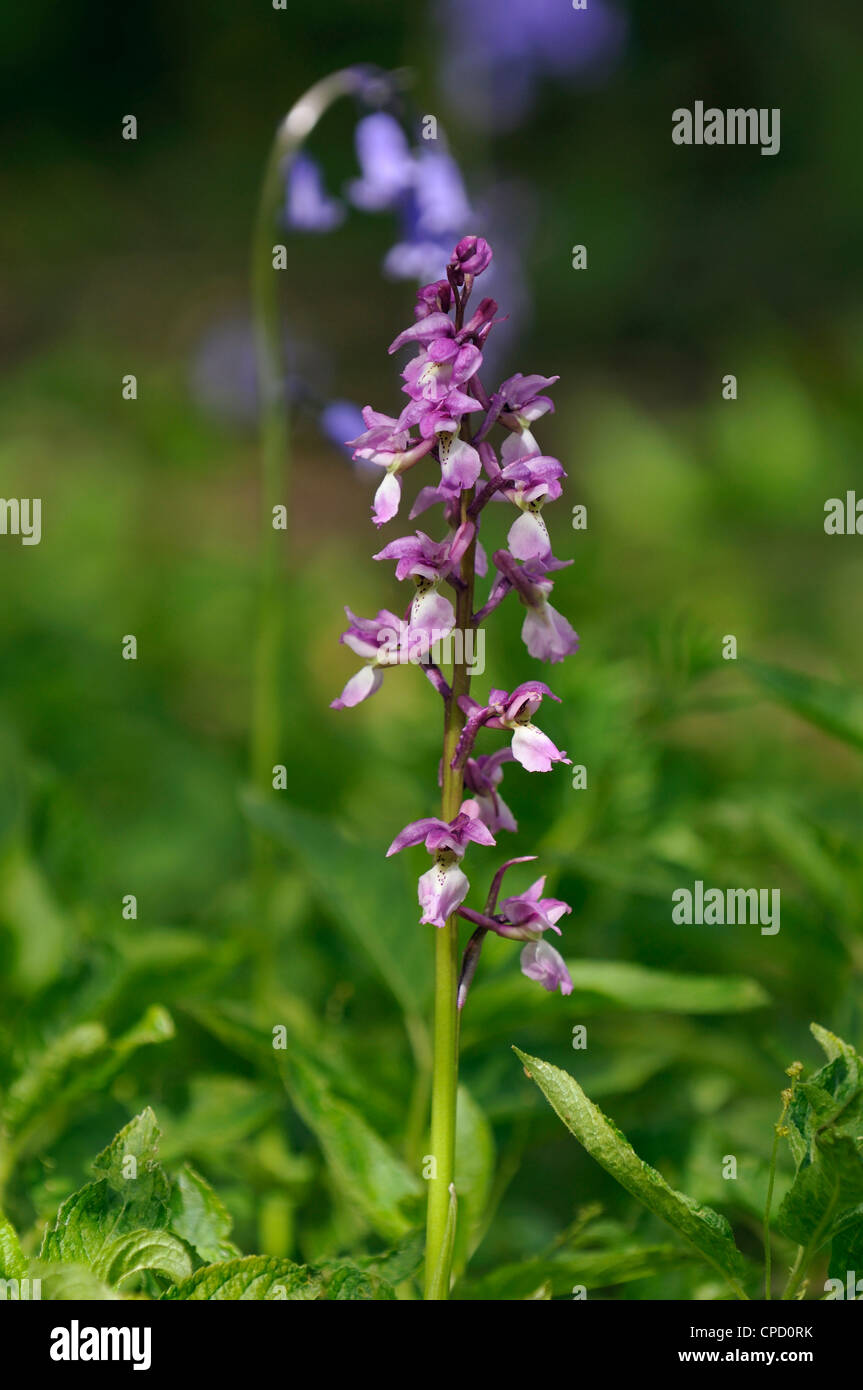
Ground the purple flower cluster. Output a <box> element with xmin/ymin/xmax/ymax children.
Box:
<box><xmin>333</xmin><ymin>237</ymin><xmax>578</xmax><ymax>1001</ymax></box>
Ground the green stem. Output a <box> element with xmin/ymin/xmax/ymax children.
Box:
<box><xmin>763</xmin><ymin>1123</ymin><xmax>782</xmax><ymax>1300</ymax></box>
<box><xmin>424</xmin><ymin>488</ymin><xmax>477</xmax><ymax>1301</ymax></box>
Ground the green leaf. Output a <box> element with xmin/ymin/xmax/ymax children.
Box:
<box><xmin>241</xmin><ymin>791</ymin><xmax>430</xmax><ymax>1013</ymax></box>
<box><xmin>452</xmin><ymin>1086</ymin><xmax>495</xmax><ymax>1278</ymax></box>
<box><xmin>31</xmin><ymin>1261</ymin><xmax>124</xmax><ymax>1301</ymax></box>
<box><xmin>3</xmin><ymin>1022</ymin><xmax>107</xmax><ymax>1133</ymax></box>
<box><xmin>284</xmin><ymin>1051</ymin><xmax>422</xmax><ymax>1241</ymax></box>
<box><xmin>158</xmin><ymin>1076</ymin><xmax>278</xmax><ymax>1165</ymax></box>
<box><xmin>777</xmin><ymin>1026</ymin><xmax>863</xmax><ymax>1253</ymax></box>
<box><xmin>3</xmin><ymin>1009</ymin><xmax>174</xmax><ymax>1174</ymax></box>
<box><xmin>812</xmin><ymin>1022</ymin><xmax>862</xmax><ymax>1076</ymax></box>
<box><xmin>463</xmin><ymin>960</ymin><xmax>768</xmax><ymax>1045</ymax></box>
<box><xmin>0</xmin><ymin>839</ymin><xmax>68</xmax><ymax>990</ymax></box>
<box><xmin>829</xmin><ymin>1206</ymin><xmax>863</xmax><ymax>1280</ymax></box>
<box><xmin>459</xmin><ymin>1244</ymin><xmax>694</xmax><ymax>1300</ymax></box>
<box><xmin>163</xmin><ymin>1255</ymin><xmax>322</xmax><ymax>1301</ymax></box>
<box><xmin>92</xmin><ymin>1107</ymin><xmax>164</xmax><ymax>1193</ymax></box>
<box><xmin>41</xmin><ymin>1109</ymin><xmax>172</xmax><ymax>1276</ymax></box>
<box><xmin>742</xmin><ymin>658</ymin><xmax>863</xmax><ymax>753</ymax></box>
<box><xmin>0</xmin><ymin>1213</ymin><xmax>26</xmax><ymax>1280</ymax></box>
<box><xmin>514</xmin><ymin>1048</ymin><xmax>750</xmax><ymax>1296</ymax></box>
<box><xmin>347</xmin><ymin>1229</ymin><xmax>424</xmax><ymax>1286</ymax></box>
<box><xmin>169</xmin><ymin>1165</ymin><xmax>239</xmax><ymax>1263</ymax></box>
<box><xmin>92</xmin><ymin>1229</ymin><xmax>193</xmax><ymax>1289</ymax></box>
<box><xmin>319</xmin><ymin>1264</ymin><xmax>397</xmax><ymax>1300</ymax></box>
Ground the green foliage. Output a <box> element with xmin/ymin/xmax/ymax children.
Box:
<box><xmin>514</xmin><ymin>1049</ymin><xmax>752</xmax><ymax>1297</ymax></box>
<box><xmin>1</xmin><ymin>1110</ymin><xmax>413</xmax><ymax>1300</ymax></box>
<box><xmin>776</xmin><ymin>1026</ymin><xmax>863</xmax><ymax>1282</ymax></box>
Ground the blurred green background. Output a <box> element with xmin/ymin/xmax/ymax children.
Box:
<box><xmin>1</xmin><ymin>0</ymin><xmax>862</xmax><ymax>1298</ymax></box>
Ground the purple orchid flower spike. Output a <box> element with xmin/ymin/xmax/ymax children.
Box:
<box><xmin>330</xmin><ymin>234</ymin><xmax>580</xmax><ymax>1295</ymax></box>
<box><xmin>387</xmin><ymin>799</ymin><xmax>496</xmax><ymax>928</ymax></box>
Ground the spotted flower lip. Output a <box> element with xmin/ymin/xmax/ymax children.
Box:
<box><xmin>388</xmin><ymin>799</ymin><xmax>496</xmax><ymax>929</ymax></box>
<box><xmin>418</xmin><ymin>858</ymin><xmax>470</xmax><ymax>929</ymax></box>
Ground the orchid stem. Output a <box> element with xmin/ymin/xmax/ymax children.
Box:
<box><xmin>424</xmin><ymin>487</ymin><xmax>477</xmax><ymax>1300</ymax></box>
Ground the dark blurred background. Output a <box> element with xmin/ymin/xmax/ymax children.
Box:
<box><xmin>1</xmin><ymin>0</ymin><xmax>862</xmax><ymax>1296</ymax></box>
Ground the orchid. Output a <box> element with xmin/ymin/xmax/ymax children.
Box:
<box><xmin>330</xmin><ymin>601</ymin><xmax>455</xmax><ymax>709</ymax></box>
<box><xmin>387</xmin><ymin>799</ymin><xmax>496</xmax><ymax>928</ymax></box>
<box><xmin>332</xmin><ymin>236</ymin><xmax>578</xmax><ymax>1299</ymax></box>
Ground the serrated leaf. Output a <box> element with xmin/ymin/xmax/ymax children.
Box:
<box><xmin>93</xmin><ymin>1108</ymin><xmax>162</xmax><ymax>1187</ymax></box>
<box><xmin>92</xmin><ymin>1229</ymin><xmax>193</xmax><ymax>1289</ymax></box>
<box><xmin>514</xmin><ymin>1048</ymin><xmax>750</xmax><ymax>1297</ymax></box>
<box><xmin>284</xmin><ymin>1051</ymin><xmax>422</xmax><ymax>1241</ymax></box>
<box><xmin>169</xmin><ymin>1165</ymin><xmax>239</xmax><ymax>1263</ymax></box>
<box><xmin>163</xmin><ymin>1255</ymin><xmax>322</xmax><ymax>1300</ymax></box>
<box><xmin>41</xmin><ymin>1109</ymin><xmax>171</xmax><ymax>1277</ymax></box>
<box><xmin>778</xmin><ymin>1028</ymin><xmax>863</xmax><ymax>1256</ymax></box>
